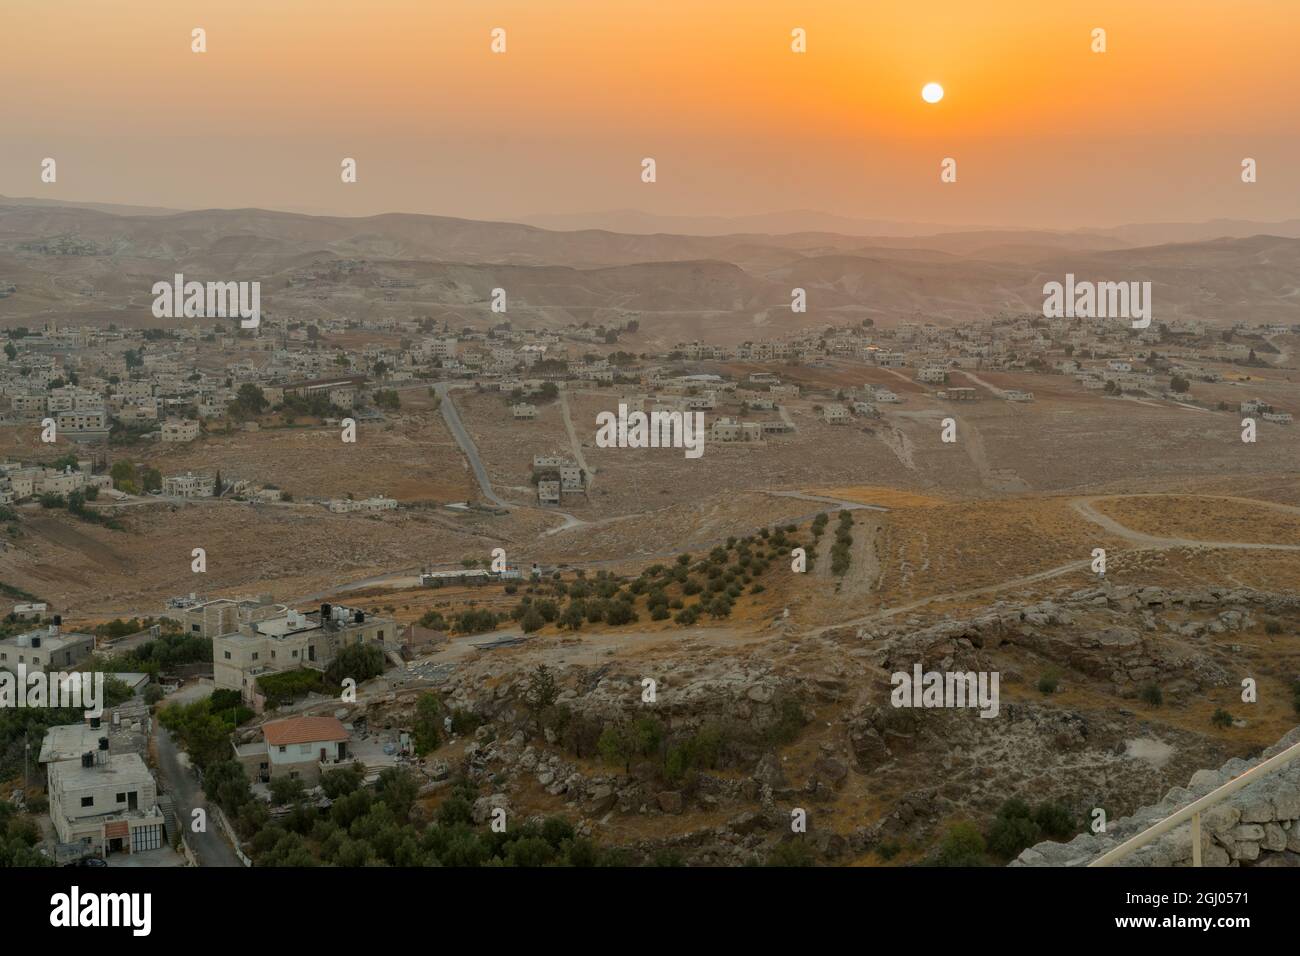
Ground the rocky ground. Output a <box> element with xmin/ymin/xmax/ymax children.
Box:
<box><xmin>319</xmin><ymin>581</ymin><xmax>1299</xmax><ymax>866</ymax></box>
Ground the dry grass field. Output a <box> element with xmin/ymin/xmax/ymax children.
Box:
<box><xmin>1092</xmin><ymin>494</ymin><xmax>1300</xmax><ymax>545</ymax></box>
<box><xmin>144</xmin><ymin>413</ymin><xmax>477</xmax><ymax>504</ymax></box>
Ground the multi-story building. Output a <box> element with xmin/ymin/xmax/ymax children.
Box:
<box><xmin>56</xmin><ymin>408</ymin><xmax>108</xmax><ymax>435</ymax></box>
<box><xmin>162</xmin><ymin>473</ymin><xmax>217</xmax><ymax>498</ymax></box>
<box><xmin>177</xmin><ymin>597</ymin><xmax>286</xmax><ymax>638</ymax></box>
<box><xmin>821</xmin><ymin>404</ymin><xmax>851</xmax><ymax>424</ymax></box>
<box><xmin>537</xmin><ymin>479</ymin><xmax>561</xmax><ymax>506</ymax></box>
<box><xmin>160</xmin><ymin>418</ymin><xmax>200</xmax><ymax>442</ymax></box>
<box><xmin>711</xmin><ymin>417</ymin><xmax>764</xmax><ymax>442</ymax></box>
<box><xmin>212</xmin><ymin>604</ymin><xmax>396</xmax><ymax>704</ymax></box>
<box><xmin>47</xmin><ymin>748</ymin><xmax>165</xmax><ymax>857</ymax></box>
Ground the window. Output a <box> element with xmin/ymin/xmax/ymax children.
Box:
<box><xmin>292</xmin><ymin>649</ymin><xmax>298</xmax><ymax>658</ymax></box>
<box><xmin>116</xmin><ymin>792</ymin><xmax>126</xmax><ymax>803</ymax></box>
<box><xmin>192</xmin><ymin>624</ymin><xmax>201</xmax><ymax>633</ymax></box>
<box><xmin>132</xmin><ymin>824</ymin><xmax>161</xmax><ymax>852</ymax></box>
<box><xmin>378</xmin><ymin>630</ymin><xmax>384</xmax><ymax>640</ymax></box>
<box><xmin>80</xmin><ymin>796</ymin><xmax>94</xmax><ymax>807</ymax></box>
<box><xmin>251</xmin><ymin>653</ymin><xmax>259</xmax><ymax>661</ymax></box>
<box><xmin>223</xmin><ymin>651</ymin><xmax>231</xmax><ymax>660</ymax></box>
<box><xmin>278</xmin><ymin>745</ymin><xmax>286</xmax><ymax>753</ymax></box>
<box><xmin>299</xmin><ymin>744</ymin><xmax>310</xmax><ymax>754</ymax></box>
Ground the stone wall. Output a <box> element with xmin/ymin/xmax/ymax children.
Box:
<box><xmin>1015</xmin><ymin>726</ymin><xmax>1300</xmax><ymax>866</ymax></box>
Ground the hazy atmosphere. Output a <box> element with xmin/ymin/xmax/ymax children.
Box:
<box><xmin>4</xmin><ymin>0</ymin><xmax>1299</xmax><ymax>228</ymax></box>
<box><xmin>1</xmin><ymin>0</ymin><xmax>1298</xmax><ymax>910</ymax></box>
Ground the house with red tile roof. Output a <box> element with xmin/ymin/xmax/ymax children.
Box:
<box><xmin>234</xmin><ymin>715</ymin><xmax>351</xmax><ymax>785</ymax></box>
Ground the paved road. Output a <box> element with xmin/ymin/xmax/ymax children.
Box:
<box><xmin>434</xmin><ymin>383</ymin><xmax>513</xmax><ymax>510</ymax></box>
<box><xmin>154</xmin><ymin>725</ymin><xmax>242</xmax><ymax>867</ymax></box>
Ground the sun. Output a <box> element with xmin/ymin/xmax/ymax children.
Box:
<box><xmin>921</xmin><ymin>82</ymin><xmax>944</xmax><ymax>104</ymax></box>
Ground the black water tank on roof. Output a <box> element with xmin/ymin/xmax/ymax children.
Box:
<box><xmin>98</xmin><ymin>737</ymin><xmax>109</xmax><ymax>751</ymax></box>
<box><xmin>354</xmin><ymin>610</ymin><xmax>364</xmax><ymax>624</ymax></box>
<box><xmin>81</xmin><ymin>752</ymin><xmax>94</xmax><ymax>768</ymax></box>
<box><xmin>321</xmin><ymin>603</ymin><xmax>332</xmax><ymax>624</ymax></box>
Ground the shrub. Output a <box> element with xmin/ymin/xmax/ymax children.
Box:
<box><xmin>270</xmin><ymin>775</ymin><xmax>306</xmax><ymax>805</ymax></box>
<box><xmin>1032</xmin><ymin>802</ymin><xmax>1077</xmax><ymax>840</ymax></box>
<box><xmin>765</xmin><ymin>839</ymin><xmax>816</xmax><ymax>867</ymax></box>
<box><xmin>933</xmin><ymin>822</ymin><xmax>988</xmax><ymax>867</ymax></box>
<box><xmin>1211</xmin><ymin>708</ymin><xmax>1234</xmax><ymax>729</ymax></box>
<box><xmin>987</xmin><ymin>813</ymin><xmax>1040</xmax><ymax>859</ymax></box>
<box><xmin>1139</xmin><ymin>682</ymin><xmax>1163</xmax><ymax>707</ymax></box>
<box><xmin>256</xmin><ymin>668</ymin><xmax>325</xmax><ymax>707</ymax></box>
<box><xmin>876</xmin><ymin>840</ymin><xmax>902</xmax><ymax>861</ymax></box>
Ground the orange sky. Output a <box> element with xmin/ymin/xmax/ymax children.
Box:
<box><xmin>3</xmin><ymin>0</ymin><xmax>1298</xmax><ymax>227</ymax></box>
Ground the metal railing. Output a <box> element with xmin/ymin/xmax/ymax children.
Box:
<box><xmin>1089</xmin><ymin>736</ymin><xmax>1300</xmax><ymax>867</ymax></box>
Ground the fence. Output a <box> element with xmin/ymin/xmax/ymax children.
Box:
<box><xmin>1089</xmin><ymin>737</ymin><xmax>1300</xmax><ymax>867</ymax></box>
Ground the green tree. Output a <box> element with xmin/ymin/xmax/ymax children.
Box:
<box><xmin>230</xmin><ymin>383</ymin><xmax>268</xmax><ymax>420</ymax></box>
<box><xmin>523</xmin><ymin>665</ymin><xmax>559</xmax><ymax>735</ymax></box>
<box><xmin>598</xmin><ymin>721</ymin><xmax>636</xmax><ymax>773</ymax></box>
<box><xmin>934</xmin><ymin>821</ymin><xmax>989</xmax><ymax>866</ymax></box>
<box><xmin>324</xmin><ymin>642</ymin><xmax>385</xmax><ymax>687</ymax></box>
<box><xmin>269</xmin><ymin>775</ymin><xmax>306</xmax><ymax>805</ymax></box>
<box><xmin>110</xmin><ymin>460</ymin><xmax>138</xmax><ymax>494</ymax></box>
<box><xmin>412</xmin><ymin>693</ymin><xmax>443</xmax><ymax>755</ymax></box>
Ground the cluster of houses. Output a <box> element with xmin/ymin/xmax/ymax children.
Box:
<box><xmin>1241</xmin><ymin>398</ymin><xmax>1293</xmax><ymax>424</ymax></box>
<box><xmin>0</xmin><ymin>459</ymin><xmax>112</xmax><ymax>505</ymax></box>
<box><xmin>2</xmin><ymin>311</ymin><xmax>1292</xmax><ymax>512</ymax></box>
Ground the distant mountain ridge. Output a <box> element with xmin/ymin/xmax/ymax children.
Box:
<box><xmin>1</xmin><ymin>197</ymin><xmax>1297</xmax><ymax>336</ymax></box>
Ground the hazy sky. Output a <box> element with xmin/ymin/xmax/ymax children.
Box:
<box><xmin>3</xmin><ymin>0</ymin><xmax>1299</xmax><ymax>228</ymax></box>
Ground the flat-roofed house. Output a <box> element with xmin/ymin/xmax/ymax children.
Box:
<box><xmin>0</xmin><ymin>623</ymin><xmax>94</xmax><ymax>672</ymax></box>
<box><xmin>821</xmin><ymin>404</ymin><xmax>851</xmax><ymax>424</ymax></box>
<box><xmin>47</xmin><ymin>749</ymin><xmax>164</xmax><ymax>857</ymax></box>
<box><xmin>212</xmin><ymin>604</ymin><xmax>396</xmax><ymax>706</ymax></box>
<box><xmin>160</xmin><ymin>418</ymin><xmax>200</xmax><ymax>442</ymax></box>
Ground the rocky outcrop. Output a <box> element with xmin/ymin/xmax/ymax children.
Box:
<box><xmin>1015</xmin><ymin>726</ymin><xmax>1300</xmax><ymax>867</ymax></box>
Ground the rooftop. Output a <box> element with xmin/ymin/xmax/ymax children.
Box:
<box><xmin>263</xmin><ymin>716</ymin><xmax>349</xmax><ymax>747</ymax></box>
<box><xmin>0</xmin><ymin>628</ymin><xmax>93</xmax><ymax>651</ymax></box>
<box><xmin>48</xmin><ymin>751</ymin><xmax>154</xmax><ymax>790</ymax></box>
